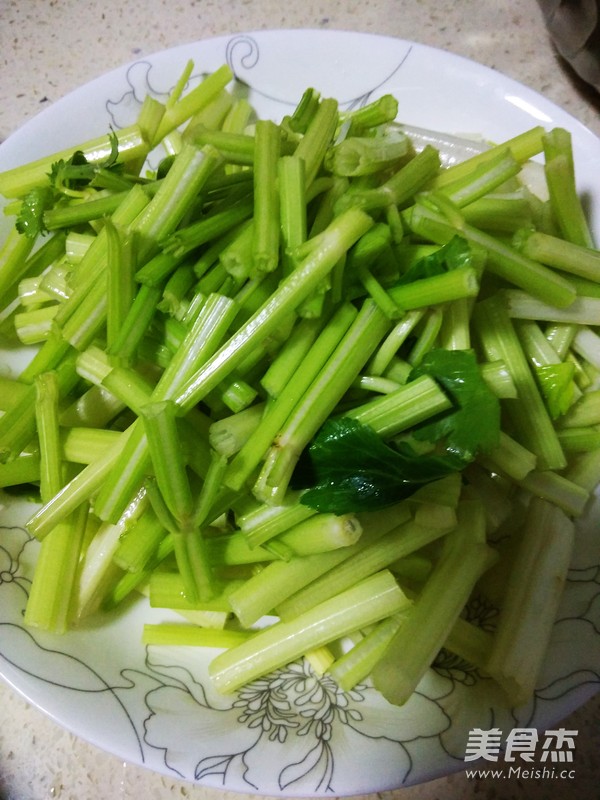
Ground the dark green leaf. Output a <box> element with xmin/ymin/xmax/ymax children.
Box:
<box><xmin>296</xmin><ymin>416</ymin><xmax>462</xmax><ymax>514</ymax></box>
<box><xmin>409</xmin><ymin>348</ymin><xmax>500</xmax><ymax>460</ymax></box>
<box><xmin>396</xmin><ymin>234</ymin><xmax>472</xmax><ymax>285</ymax></box>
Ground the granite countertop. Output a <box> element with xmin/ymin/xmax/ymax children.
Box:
<box><xmin>1</xmin><ymin>2</ymin><xmax>599</xmax><ymax>799</ymax></box>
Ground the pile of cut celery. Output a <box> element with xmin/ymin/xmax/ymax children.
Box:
<box><xmin>0</xmin><ymin>60</ymin><xmax>599</xmax><ymax>708</ymax></box>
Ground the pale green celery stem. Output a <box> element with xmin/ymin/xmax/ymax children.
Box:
<box><xmin>572</xmin><ymin>327</ymin><xmax>600</xmax><ymax>371</ymax></box>
<box><xmin>478</xmin><ymin>431</ymin><xmax>537</xmax><ymax>481</ymax></box>
<box><xmin>560</xmin><ymin>390</ymin><xmax>600</xmax><ymax>427</ymax></box>
<box><xmin>226</xmin><ymin>502</ymin><xmax>411</xmax><ymax>627</ymax></box>
<box><xmin>59</xmin><ymin>383</ymin><xmax>125</xmax><ymax>428</ymax></box>
<box><xmin>432</xmin><ymin>126</ymin><xmax>545</xmax><ymax>189</ymax></box>
<box><xmin>76</xmin><ymin>490</ymin><xmax>148</xmax><ymax>619</ymax></box>
<box><xmin>260</xmin><ymin>316</ymin><xmax>322</xmax><ymax>397</ymax></box>
<box><xmin>293</xmin><ymin>97</ymin><xmax>339</xmax><ymax>188</ymax></box>
<box><xmin>517</xmin><ymin>469</ymin><xmax>589</xmax><ymax>517</ymax></box>
<box><xmin>34</xmin><ymin>372</ymin><xmax>62</xmax><ymax>502</ymax></box>
<box><xmin>388</xmin><ymin>267</ymin><xmax>480</xmax><ymax>311</ymax></box>
<box><xmin>480</xmin><ymin>361</ymin><xmax>518</xmax><ymax>399</ymax></box>
<box><xmin>473</xmin><ymin>296</ymin><xmax>566</xmax><ymax>471</ymax></box>
<box><xmin>438</xmin><ymin>297</ymin><xmax>471</xmax><ymax>350</ymax></box>
<box><xmin>328</xmin><ymin>613</ymin><xmax>406</xmax><ymax>690</ymax></box>
<box><xmin>193</xmin><ymin>450</ymin><xmax>228</xmax><ymax>527</ymax></box>
<box><xmin>407</xmin><ymin>307</ymin><xmax>444</xmax><ymax>365</ymax></box>
<box><xmin>75</xmin><ymin>346</ymin><xmax>155</xmax><ymax>416</ymax></box>
<box><xmin>54</xmin><ymin>185</ymin><xmax>150</xmax><ymax>328</ymax></box>
<box><xmin>439</xmin><ymin>149</ymin><xmax>521</xmax><ymax>207</ymax></box>
<box><xmin>558</xmin><ymin>426</ymin><xmax>600</xmax><ymax>452</ymax></box>
<box><xmin>209</xmin><ymin>569</ymin><xmax>408</xmax><ymax>694</ymax></box>
<box><xmin>92</xmin><ymin>295</ymin><xmax>235</xmax><ymax>523</ymax></box>
<box><xmin>277</xmin><ymin>517</ymin><xmax>454</xmax><ymax>621</ymax></box>
<box><xmin>26</xmin><ymin>422</ymin><xmax>137</xmax><ymax>540</ymax></box>
<box><xmin>61</xmin><ymin>427</ymin><xmax>123</xmax><ymax>463</ymax></box>
<box><xmin>278</xmin><ymin>155</ymin><xmax>307</xmax><ymax>275</ymax></box>
<box><xmin>368</xmin><ymin>310</ymin><xmax>425</xmax><ymax>376</ymax></box>
<box><xmin>132</xmin><ymin>144</ymin><xmax>223</xmax><ymax>261</ymax></box>
<box><xmin>486</xmin><ymin>497</ymin><xmax>574</xmax><ymax>706</ymax></box>
<box><xmin>141</xmin><ymin>400</ymin><xmax>193</xmax><ymax>526</ymax></box>
<box><xmin>444</xmin><ymin>616</ymin><xmax>494</xmax><ymax>671</ymax></box>
<box><xmin>346</xmin><ymin>374</ymin><xmax>451</xmax><ymax>438</ymax></box>
<box><xmin>105</xmin><ymin>220</ymin><xmax>135</xmax><ymax>358</ymax></box>
<box><xmin>175</xmin><ymin>208</ymin><xmax>374</xmax><ymax>413</ymax></box>
<box><xmin>407</xmin><ymin>203</ymin><xmax>577</xmax><ymax>308</ymax></box>
<box><xmin>543</xmin><ymin>128</ymin><xmax>594</xmax><ymax>249</ymax></box>
<box><xmin>143</xmin><ymin>625</ymin><xmax>250</xmax><ymax>648</ymax></box>
<box><xmin>371</xmin><ymin>501</ymin><xmax>496</xmax><ymax>706</ymax></box>
<box><xmin>152</xmin><ymin>64</ymin><xmax>233</xmax><ymax>146</ymax></box>
<box><xmin>0</xmin><ymin>125</ymin><xmax>148</xmax><ymax>198</ymax></box>
<box><xmin>237</xmin><ymin>500</ymin><xmax>316</xmax><ymax>548</ymax></box>
<box><xmin>209</xmin><ymin>403</ymin><xmax>265</xmax><ymax>457</ymax></box>
<box><xmin>328</xmin><ymin>130</ymin><xmax>409</xmax><ymax>177</ymax></box>
<box><xmin>517</xmin><ymin>229</ymin><xmax>600</xmax><ymax>282</ymax></box>
<box><xmin>504</xmin><ymin>290</ymin><xmax>600</xmax><ymax>325</ymax></box>
<box><xmin>254</xmin><ymin>300</ymin><xmax>391</xmax><ymax>503</ymax></box>
<box><xmin>14</xmin><ymin>305</ymin><xmax>59</xmax><ymax>345</ymax></box>
<box><xmin>565</xmin><ymin>448</ymin><xmax>600</xmax><ymax>491</ymax></box>
<box><xmin>0</xmin><ymin>226</ymin><xmax>36</xmax><ymax>299</ymax></box>
<box><xmin>207</xmin><ymin>512</ymin><xmax>362</xmax><ymax>565</ymax></box>
<box><xmin>252</xmin><ymin>120</ymin><xmax>281</xmax><ymax>273</ymax></box>
<box><xmin>148</xmin><ymin>571</ymin><xmax>240</xmax><ymax>611</ymax></box>
<box><xmin>23</xmin><ymin>499</ymin><xmax>88</xmax><ymax>633</ymax></box>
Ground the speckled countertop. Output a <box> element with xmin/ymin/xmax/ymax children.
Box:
<box><xmin>1</xmin><ymin>2</ymin><xmax>599</xmax><ymax>799</ymax></box>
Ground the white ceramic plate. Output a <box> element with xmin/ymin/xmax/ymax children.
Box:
<box><xmin>1</xmin><ymin>30</ymin><xmax>599</xmax><ymax>797</ymax></box>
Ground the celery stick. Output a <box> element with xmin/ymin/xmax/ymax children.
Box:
<box><xmin>227</xmin><ymin>502</ymin><xmax>410</xmax><ymax>627</ymax></box>
<box><xmin>207</xmin><ymin>512</ymin><xmax>362</xmax><ymax>566</ymax></box>
<box><xmin>175</xmin><ymin>208</ymin><xmax>374</xmax><ymax>412</ymax></box>
<box><xmin>543</xmin><ymin>128</ymin><xmax>594</xmax><ymax>249</ymax></box>
<box><xmin>432</xmin><ymin>126</ymin><xmax>545</xmax><ymax>188</ymax></box>
<box><xmin>277</xmin><ymin>517</ymin><xmax>454</xmax><ymax>621</ymax></box>
<box><xmin>515</xmin><ymin>228</ymin><xmax>600</xmax><ymax>281</ymax></box>
<box><xmin>152</xmin><ymin>64</ymin><xmax>233</xmax><ymax>146</ymax></box>
<box><xmin>473</xmin><ymin>295</ymin><xmax>566</xmax><ymax>470</ymax></box>
<box><xmin>255</xmin><ymin>299</ymin><xmax>391</xmax><ymax>503</ymax></box>
<box><xmin>0</xmin><ymin>125</ymin><xmax>148</xmax><ymax>198</ymax></box>
<box><xmin>0</xmin><ymin>226</ymin><xmax>36</xmax><ymax>299</ymax></box>
<box><xmin>371</xmin><ymin>501</ymin><xmax>496</xmax><ymax>705</ymax></box>
<box><xmin>328</xmin><ymin>613</ymin><xmax>406</xmax><ymax>691</ymax></box>
<box><xmin>293</xmin><ymin>97</ymin><xmax>339</xmax><ymax>187</ymax></box>
<box><xmin>345</xmin><ymin>374</ymin><xmax>451</xmax><ymax>438</ymax></box>
<box><xmin>34</xmin><ymin>372</ymin><xmax>62</xmax><ymax>501</ymax></box>
<box><xmin>24</xmin><ymin>499</ymin><xmax>87</xmax><ymax>633</ymax></box>
<box><xmin>143</xmin><ymin>624</ymin><xmax>251</xmax><ymax>648</ymax></box>
<box><xmin>225</xmin><ymin>304</ymin><xmax>357</xmax><ymax>491</ymax></box>
<box><xmin>252</xmin><ymin>120</ymin><xmax>281</xmax><ymax>273</ymax></box>
<box><xmin>504</xmin><ymin>289</ymin><xmax>600</xmax><ymax>325</ymax></box>
<box><xmin>407</xmin><ymin>202</ymin><xmax>577</xmax><ymax>308</ymax></box>
<box><xmin>486</xmin><ymin>497</ymin><xmax>574</xmax><ymax>706</ymax></box>
<box><xmin>210</xmin><ymin>570</ymin><xmax>408</xmax><ymax>694</ymax></box>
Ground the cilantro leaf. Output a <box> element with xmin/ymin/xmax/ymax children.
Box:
<box><xmin>408</xmin><ymin>348</ymin><xmax>500</xmax><ymax>460</ymax></box>
<box><xmin>15</xmin><ymin>187</ymin><xmax>54</xmax><ymax>238</ymax></box>
<box><xmin>296</xmin><ymin>416</ymin><xmax>461</xmax><ymax>514</ymax></box>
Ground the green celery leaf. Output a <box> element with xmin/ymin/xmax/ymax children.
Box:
<box><xmin>396</xmin><ymin>234</ymin><xmax>472</xmax><ymax>285</ymax></box>
<box><xmin>409</xmin><ymin>348</ymin><xmax>501</xmax><ymax>460</ymax></box>
<box><xmin>15</xmin><ymin>187</ymin><xmax>54</xmax><ymax>238</ymax></box>
<box><xmin>535</xmin><ymin>362</ymin><xmax>576</xmax><ymax>419</ymax></box>
<box><xmin>296</xmin><ymin>416</ymin><xmax>462</xmax><ymax>514</ymax></box>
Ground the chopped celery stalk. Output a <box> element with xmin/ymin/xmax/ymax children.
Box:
<box><xmin>0</xmin><ymin>125</ymin><xmax>148</xmax><ymax>198</ymax></box>
<box><xmin>486</xmin><ymin>498</ymin><xmax>574</xmax><ymax>706</ymax></box>
<box><xmin>277</xmin><ymin>517</ymin><xmax>454</xmax><ymax>621</ymax></box>
<box><xmin>143</xmin><ymin>624</ymin><xmax>251</xmax><ymax>648</ymax></box>
<box><xmin>328</xmin><ymin>612</ymin><xmax>406</xmax><ymax>691</ymax></box>
<box><xmin>209</xmin><ymin>569</ymin><xmax>409</xmax><ymax>694</ymax></box>
<box><xmin>371</xmin><ymin>501</ymin><xmax>496</xmax><ymax>706</ymax></box>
